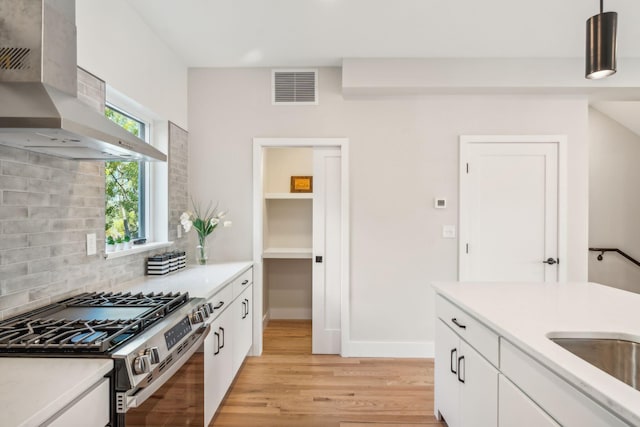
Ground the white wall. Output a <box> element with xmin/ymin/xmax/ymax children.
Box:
<box><xmin>188</xmin><ymin>67</ymin><xmax>590</xmax><ymax>354</ymax></box>
<box><xmin>76</xmin><ymin>1</ymin><xmax>188</xmax><ymax>128</ymax></box>
<box><xmin>589</xmin><ymin>109</ymin><xmax>640</xmax><ymax>293</ymax></box>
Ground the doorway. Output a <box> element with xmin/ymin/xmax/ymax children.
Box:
<box><xmin>252</xmin><ymin>138</ymin><xmax>350</xmax><ymax>356</ymax></box>
<box><xmin>458</xmin><ymin>135</ymin><xmax>567</xmax><ymax>282</ymax></box>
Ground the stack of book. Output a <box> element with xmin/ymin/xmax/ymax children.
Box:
<box><xmin>146</xmin><ymin>251</ymin><xmax>187</xmax><ymax>276</ymax></box>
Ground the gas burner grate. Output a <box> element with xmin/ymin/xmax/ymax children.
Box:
<box><xmin>63</xmin><ymin>291</ymin><xmax>187</xmax><ymax>309</ymax></box>
<box><xmin>0</xmin><ymin>318</ymin><xmax>141</xmax><ymax>353</ymax></box>
<box><xmin>0</xmin><ymin>291</ymin><xmax>190</xmax><ymax>355</ymax></box>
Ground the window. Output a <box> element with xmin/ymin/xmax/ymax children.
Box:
<box><xmin>105</xmin><ymin>105</ymin><xmax>148</xmax><ymax>242</ymax></box>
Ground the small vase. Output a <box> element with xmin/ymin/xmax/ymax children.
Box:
<box><xmin>197</xmin><ymin>235</ymin><xmax>208</xmax><ymax>265</ymax></box>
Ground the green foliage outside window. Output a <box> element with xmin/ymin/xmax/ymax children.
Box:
<box><xmin>105</xmin><ymin>106</ymin><xmax>144</xmax><ymax>240</ymax></box>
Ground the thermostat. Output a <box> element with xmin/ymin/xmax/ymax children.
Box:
<box><xmin>434</xmin><ymin>198</ymin><xmax>447</xmax><ymax>209</ymax></box>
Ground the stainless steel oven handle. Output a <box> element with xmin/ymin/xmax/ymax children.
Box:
<box><xmin>126</xmin><ymin>324</ymin><xmax>210</xmax><ymax>410</ymax></box>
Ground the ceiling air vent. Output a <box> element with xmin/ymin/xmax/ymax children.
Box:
<box><xmin>272</xmin><ymin>69</ymin><xmax>318</xmax><ymax>105</ymax></box>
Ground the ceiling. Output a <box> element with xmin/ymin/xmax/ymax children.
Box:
<box><xmin>127</xmin><ymin>0</ymin><xmax>640</xmax><ymax>68</ymax></box>
<box><xmin>126</xmin><ymin>0</ymin><xmax>640</xmax><ymax>136</ymax></box>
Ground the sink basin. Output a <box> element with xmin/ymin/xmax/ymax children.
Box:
<box><xmin>549</xmin><ymin>334</ymin><xmax>640</xmax><ymax>391</ymax></box>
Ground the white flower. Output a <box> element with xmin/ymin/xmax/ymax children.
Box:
<box><xmin>210</xmin><ymin>218</ymin><xmax>219</xmax><ymax>226</ymax></box>
<box><xmin>223</xmin><ymin>220</ymin><xmax>232</xmax><ymax>228</ymax></box>
<box><xmin>217</xmin><ymin>210</ymin><xmax>227</xmax><ymax>219</ymax></box>
<box><xmin>180</xmin><ymin>212</ymin><xmax>191</xmax><ymax>223</ymax></box>
<box><xmin>182</xmin><ymin>219</ymin><xmax>193</xmax><ymax>233</ymax></box>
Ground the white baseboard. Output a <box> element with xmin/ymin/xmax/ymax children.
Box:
<box><xmin>342</xmin><ymin>340</ymin><xmax>435</xmax><ymax>358</ymax></box>
<box><xmin>269</xmin><ymin>307</ymin><xmax>312</xmax><ymax>320</ymax></box>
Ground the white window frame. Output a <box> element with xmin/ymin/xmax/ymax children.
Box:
<box><xmin>104</xmin><ymin>87</ymin><xmax>171</xmax><ymax>259</ymax></box>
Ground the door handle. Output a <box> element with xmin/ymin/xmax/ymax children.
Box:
<box><xmin>543</xmin><ymin>258</ymin><xmax>559</xmax><ymax>265</ymax></box>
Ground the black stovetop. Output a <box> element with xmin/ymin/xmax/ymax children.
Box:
<box><xmin>0</xmin><ymin>291</ymin><xmax>189</xmax><ymax>355</ymax></box>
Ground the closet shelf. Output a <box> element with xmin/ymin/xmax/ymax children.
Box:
<box><xmin>263</xmin><ymin>247</ymin><xmax>312</xmax><ymax>259</ymax></box>
<box><xmin>265</xmin><ymin>193</ymin><xmax>313</xmax><ymax>200</ymax></box>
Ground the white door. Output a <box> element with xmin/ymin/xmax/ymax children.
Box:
<box><xmin>312</xmin><ymin>147</ymin><xmax>341</xmax><ymax>354</ymax></box>
<box><xmin>459</xmin><ymin>137</ymin><xmax>563</xmax><ymax>282</ymax></box>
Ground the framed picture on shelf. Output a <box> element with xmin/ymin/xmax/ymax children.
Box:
<box><xmin>290</xmin><ymin>176</ymin><xmax>313</xmax><ymax>193</ymax></box>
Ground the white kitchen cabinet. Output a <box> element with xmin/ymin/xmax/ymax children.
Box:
<box><xmin>45</xmin><ymin>377</ymin><xmax>110</xmax><ymax>427</ymax></box>
<box><xmin>434</xmin><ymin>319</ymin><xmax>462</xmax><ymax>427</ymax></box>
<box><xmin>498</xmin><ymin>374</ymin><xmax>560</xmax><ymax>427</ymax></box>
<box><xmin>434</xmin><ymin>319</ymin><xmax>498</xmax><ymax>427</ymax></box>
<box><xmin>434</xmin><ymin>290</ymin><xmax>633</xmax><ymax>427</ymax></box>
<box><xmin>500</xmin><ymin>339</ymin><xmax>629</xmax><ymax>427</ymax></box>
<box><xmin>233</xmin><ymin>283</ymin><xmax>253</xmax><ymax>374</ymax></box>
<box><xmin>200</xmin><ymin>265</ymin><xmax>255</xmax><ymax>425</ymax></box>
<box><xmin>204</xmin><ymin>307</ymin><xmax>234</xmax><ymax>425</ymax></box>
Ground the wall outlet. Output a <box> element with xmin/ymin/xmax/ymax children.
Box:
<box><xmin>86</xmin><ymin>233</ymin><xmax>97</xmax><ymax>255</ymax></box>
<box><xmin>442</xmin><ymin>225</ymin><xmax>456</xmax><ymax>239</ymax></box>
<box><xmin>177</xmin><ymin>224</ymin><xmax>182</xmax><ymax>239</ymax></box>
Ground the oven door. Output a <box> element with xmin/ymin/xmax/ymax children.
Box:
<box><xmin>115</xmin><ymin>324</ymin><xmax>210</xmax><ymax>426</ymax></box>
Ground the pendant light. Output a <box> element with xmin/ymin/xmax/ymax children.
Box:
<box><xmin>585</xmin><ymin>0</ymin><xmax>618</xmax><ymax>79</ymax></box>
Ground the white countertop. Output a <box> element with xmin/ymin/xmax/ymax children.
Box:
<box><xmin>0</xmin><ymin>357</ymin><xmax>113</xmax><ymax>427</ymax></box>
<box><xmin>119</xmin><ymin>261</ymin><xmax>253</xmax><ymax>299</ymax></box>
<box><xmin>432</xmin><ymin>281</ymin><xmax>640</xmax><ymax>426</ymax></box>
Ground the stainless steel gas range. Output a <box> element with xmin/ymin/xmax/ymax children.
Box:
<box><xmin>0</xmin><ymin>291</ymin><xmax>213</xmax><ymax>427</ymax></box>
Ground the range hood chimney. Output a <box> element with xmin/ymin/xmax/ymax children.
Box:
<box><xmin>0</xmin><ymin>0</ymin><xmax>166</xmax><ymax>161</ymax></box>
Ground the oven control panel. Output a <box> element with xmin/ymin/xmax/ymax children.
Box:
<box><xmin>164</xmin><ymin>316</ymin><xmax>193</xmax><ymax>350</ymax></box>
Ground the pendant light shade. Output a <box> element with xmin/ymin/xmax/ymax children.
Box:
<box><xmin>585</xmin><ymin>2</ymin><xmax>617</xmax><ymax>79</ymax></box>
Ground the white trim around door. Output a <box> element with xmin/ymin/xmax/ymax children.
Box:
<box><xmin>252</xmin><ymin>138</ymin><xmax>350</xmax><ymax>356</ymax></box>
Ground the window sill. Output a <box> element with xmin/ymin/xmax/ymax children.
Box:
<box><xmin>104</xmin><ymin>241</ymin><xmax>174</xmax><ymax>260</ymax></box>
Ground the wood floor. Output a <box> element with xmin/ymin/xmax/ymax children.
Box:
<box><xmin>211</xmin><ymin>320</ymin><xmax>446</xmax><ymax>427</ymax></box>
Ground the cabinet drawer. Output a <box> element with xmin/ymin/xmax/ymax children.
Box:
<box><xmin>45</xmin><ymin>377</ymin><xmax>110</xmax><ymax>427</ymax></box>
<box><xmin>208</xmin><ymin>284</ymin><xmax>233</xmax><ymax>322</ymax></box>
<box><xmin>500</xmin><ymin>339</ymin><xmax>630</xmax><ymax>427</ymax></box>
<box><xmin>499</xmin><ymin>374</ymin><xmax>560</xmax><ymax>427</ymax></box>
<box><xmin>436</xmin><ymin>294</ymin><xmax>499</xmax><ymax>366</ymax></box>
<box><xmin>232</xmin><ymin>268</ymin><xmax>253</xmax><ymax>298</ymax></box>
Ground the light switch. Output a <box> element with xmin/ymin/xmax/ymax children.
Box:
<box><xmin>442</xmin><ymin>225</ymin><xmax>456</xmax><ymax>239</ymax></box>
<box><xmin>86</xmin><ymin>233</ymin><xmax>97</xmax><ymax>255</ymax></box>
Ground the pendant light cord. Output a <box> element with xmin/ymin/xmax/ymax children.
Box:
<box><xmin>600</xmin><ymin>0</ymin><xmax>604</xmax><ymax>14</ymax></box>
